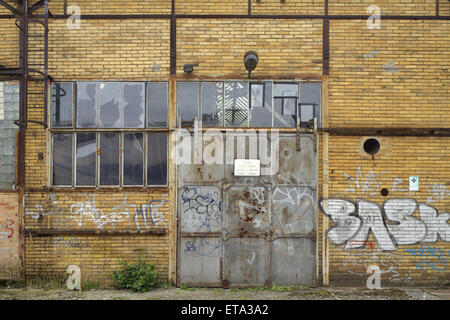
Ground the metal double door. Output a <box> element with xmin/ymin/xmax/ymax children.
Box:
<box><xmin>177</xmin><ymin>134</ymin><xmax>317</xmax><ymax>287</ymax></box>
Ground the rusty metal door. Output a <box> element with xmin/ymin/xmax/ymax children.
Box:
<box><xmin>177</xmin><ymin>133</ymin><xmax>317</xmax><ymax>287</ymax></box>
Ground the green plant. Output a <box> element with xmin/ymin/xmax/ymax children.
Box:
<box><xmin>111</xmin><ymin>257</ymin><xmax>159</xmax><ymax>293</ymax></box>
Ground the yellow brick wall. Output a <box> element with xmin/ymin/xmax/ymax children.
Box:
<box><xmin>329</xmin><ymin>20</ymin><xmax>449</xmax><ymax>128</ymax></box>
<box><xmin>324</xmin><ymin>136</ymin><xmax>449</xmax><ymax>285</ymax></box>
<box><xmin>23</xmin><ymin>17</ymin><xmax>172</xmax><ymax>285</ymax></box>
<box><xmin>1</xmin><ymin>0</ymin><xmax>447</xmax><ymax>286</ymax></box>
<box><xmin>46</xmin><ymin>0</ymin><xmax>171</xmax><ymax>15</ymax></box>
<box><xmin>440</xmin><ymin>0</ymin><xmax>450</xmax><ymax>16</ymax></box>
<box><xmin>175</xmin><ymin>0</ymin><xmax>248</xmax><ymax>15</ymax></box>
<box><xmin>251</xmin><ymin>0</ymin><xmax>324</xmax><ymax>15</ymax></box>
<box><xmin>177</xmin><ymin>19</ymin><xmax>323</xmax><ymax>77</ymax></box>
<box><xmin>328</xmin><ymin>0</ymin><xmax>436</xmax><ymax>15</ymax></box>
<box><xmin>24</xmin><ymin>190</ymin><xmax>170</xmax><ymax>285</ymax></box>
<box><xmin>0</xmin><ymin>19</ymin><xmax>19</xmax><ymax>68</ymax></box>
<box><xmin>46</xmin><ymin>19</ymin><xmax>170</xmax><ymax>80</ymax></box>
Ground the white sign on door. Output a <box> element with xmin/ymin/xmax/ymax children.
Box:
<box><xmin>234</xmin><ymin>159</ymin><xmax>260</xmax><ymax>177</ymax></box>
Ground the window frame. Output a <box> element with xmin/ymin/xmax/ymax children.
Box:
<box><xmin>49</xmin><ymin>81</ymin><xmax>169</xmax><ymax>188</ymax></box>
<box><xmin>176</xmin><ymin>80</ymin><xmax>322</xmax><ymax>129</ymax></box>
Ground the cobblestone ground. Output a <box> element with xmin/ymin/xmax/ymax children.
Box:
<box><xmin>0</xmin><ymin>286</ymin><xmax>447</xmax><ymax>300</ymax></box>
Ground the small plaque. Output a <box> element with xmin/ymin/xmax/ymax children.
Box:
<box><xmin>409</xmin><ymin>176</ymin><xmax>419</xmax><ymax>191</ymax></box>
<box><xmin>234</xmin><ymin>159</ymin><xmax>260</xmax><ymax>177</ymax></box>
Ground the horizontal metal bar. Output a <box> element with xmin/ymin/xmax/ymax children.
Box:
<box><xmin>26</xmin><ymin>13</ymin><xmax>450</xmax><ymax>20</ymax></box>
<box><xmin>0</xmin><ymin>68</ymin><xmax>22</xmax><ymax>75</ymax></box>
<box><xmin>24</xmin><ymin>186</ymin><xmax>169</xmax><ymax>192</ymax></box>
<box><xmin>319</xmin><ymin>128</ymin><xmax>450</xmax><ymax>137</ymax></box>
<box><xmin>180</xmin><ymin>232</ymin><xmax>222</xmax><ymax>237</ymax></box>
<box><xmin>25</xmin><ymin>228</ymin><xmax>166</xmax><ymax>236</ymax></box>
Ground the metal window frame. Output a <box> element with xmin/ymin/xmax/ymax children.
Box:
<box><xmin>249</xmin><ymin>82</ymin><xmax>265</xmax><ymax>109</ymax></box>
<box><xmin>147</xmin><ymin>81</ymin><xmax>169</xmax><ymax>129</ymax></box>
<box><xmin>176</xmin><ymin>81</ymin><xmax>200</xmax><ymax>127</ymax></box>
<box><xmin>224</xmin><ymin>80</ymin><xmax>250</xmax><ymax>128</ymax></box>
<box><xmin>122</xmin><ymin>132</ymin><xmax>145</xmax><ymax>187</ymax></box>
<box><xmin>200</xmin><ymin>81</ymin><xmax>224</xmax><ymax>128</ymax></box>
<box><xmin>146</xmin><ymin>131</ymin><xmax>169</xmax><ymax>187</ymax></box>
<box><xmin>50</xmin><ymin>80</ymin><xmax>170</xmax><ymax>188</ymax></box>
<box><xmin>50</xmin><ymin>82</ymin><xmax>74</xmax><ymax>128</ymax></box>
<box><xmin>121</xmin><ymin>82</ymin><xmax>146</xmax><ymax>129</ymax></box>
<box><xmin>50</xmin><ymin>132</ymin><xmax>74</xmax><ymax>187</ymax></box>
<box><xmin>74</xmin><ymin>132</ymin><xmax>97</xmax><ymax>187</ymax></box>
<box><xmin>98</xmin><ymin>132</ymin><xmax>121</xmax><ymax>187</ymax></box>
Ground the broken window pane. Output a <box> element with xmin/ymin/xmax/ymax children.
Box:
<box><xmin>201</xmin><ymin>82</ymin><xmax>223</xmax><ymax>127</ymax></box>
<box><xmin>53</xmin><ymin>134</ymin><xmax>73</xmax><ymax>185</ymax></box>
<box><xmin>300</xmin><ymin>82</ymin><xmax>321</xmax><ymax>127</ymax></box>
<box><xmin>76</xmin><ymin>133</ymin><xmax>96</xmax><ymax>186</ymax></box>
<box><xmin>76</xmin><ymin>82</ymin><xmax>97</xmax><ymax>128</ymax></box>
<box><xmin>123</xmin><ymin>83</ymin><xmax>145</xmax><ymax>128</ymax></box>
<box><xmin>100</xmin><ymin>133</ymin><xmax>119</xmax><ymax>186</ymax></box>
<box><xmin>273</xmin><ymin>83</ymin><xmax>298</xmax><ymax>128</ymax></box>
<box><xmin>225</xmin><ymin>81</ymin><xmax>248</xmax><ymax>127</ymax></box>
<box><xmin>147</xmin><ymin>132</ymin><xmax>167</xmax><ymax>185</ymax></box>
<box><xmin>123</xmin><ymin>133</ymin><xmax>144</xmax><ymax>185</ymax></box>
<box><xmin>177</xmin><ymin>82</ymin><xmax>199</xmax><ymax>127</ymax></box>
<box><xmin>98</xmin><ymin>82</ymin><xmax>121</xmax><ymax>128</ymax></box>
<box><xmin>51</xmin><ymin>83</ymin><xmax>73</xmax><ymax>128</ymax></box>
<box><xmin>249</xmin><ymin>81</ymin><xmax>272</xmax><ymax>127</ymax></box>
<box><xmin>148</xmin><ymin>82</ymin><xmax>168</xmax><ymax>128</ymax></box>
<box><xmin>300</xmin><ymin>104</ymin><xmax>315</xmax><ymax>124</ymax></box>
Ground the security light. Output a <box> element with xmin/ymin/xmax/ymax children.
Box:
<box><xmin>244</xmin><ymin>51</ymin><xmax>259</xmax><ymax>78</ymax></box>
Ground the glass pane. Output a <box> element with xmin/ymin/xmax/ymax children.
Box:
<box><xmin>147</xmin><ymin>132</ymin><xmax>167</xmax><ymax>185</ymax></box>
<box><xmin>100</xmin><ymin>133</ymin><xmax>119</xmax><ymax>186</ymax></box>
<box><xmin>123</xmin><ymin>83</ymin><xmax>145</xmax><ymax>128</ymax></box>
<box><xmin>274</xmin><ymin>98</ymin><xmax>297</xmax><ymax>128</ymax></box>
<box><xmin>99</xmin><ymin>82</ymin><xmax>121</xmax><ymax>128</ymax></box>
<box><xmin>300</xmin><ymin>104</ymin><xmax>314</xmax><ymax>123</ymax></box>
<box><xmin>250</xmin><ymin>83</ymin><xmax>264</xmax><ymax>108</ymax></box>
<box><xmin>274</xmin><ymin>83</ymin><xmax>298</xmax><ymax>97</ymax></box>
<box><xmin>148</xmin><ymin>82</ymin><xmax>168</xmax><ymax>128</ymax></box>
<box><xmin>177</xmin><ymin>82</ymin><xmax>199</xmax><ymax>127</ymax></box>
<box><xmin>53</xmin><ymin>134</ymin><xmax>72</xmax><ymax>185</ymax></box>
<box><xmin>201</xmin><ymin>82</ymin><xmax>223</xmax><ymax>127</ymax></box>
<box><xmin>51</xmin><ymin>83</ymin><xmax>73</xmax><ymax>127</ymax></box>
<box><xmin>123</xmin><ymin>133</ymin><xmax>144</xmax><ymax>185</ymax></box>
<box><xmin>274</xmin><ymin>83</ymin><xmax>298</xmax><ymax>128</ymax></box>
<box><xmin>76</xmin><ymin>82</ymin><xmax>97</xmax><ymax>128</ymax></box>
<box><xmin>224</xmin><ymin>81</ymin><xmax>248</xmax><ymax>127</ymax></box>
<box><xmin>250</xmin><ymin>81</ymin><xmax>272</xmax><ymax>127</ymax></box>
<box><xmin>76</xmin><ymin>133</ymin><xmax>96</xmax><ymax>186</ymax></box>
<box><xmin>300</xmin><ymin>82</ymin><xmax>321</xmax><ymax>127</ymax></box>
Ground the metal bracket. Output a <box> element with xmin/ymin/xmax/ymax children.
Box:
<box><xmin>222</xmin><ymin>230</ymin><xmax>230</xmax><ymax>241</ymax></box>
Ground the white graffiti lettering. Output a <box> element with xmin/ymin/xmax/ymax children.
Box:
<box><xmin>320</xmin><ymin>198</ymin><xmax>449</xmax><ymax>251</ymax></box>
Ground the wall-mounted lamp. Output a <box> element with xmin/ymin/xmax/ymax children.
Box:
<box><xmin>244</xmin><ymin>51</ymin><xmax>259</xmax><ymax>78</ymax></box>
<box><xmin>183</xmin><ymin>63</ymin><xmax>199</xmax><ymax>73</ymax></box>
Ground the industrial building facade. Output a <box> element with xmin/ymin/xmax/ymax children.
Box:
<box><xmin>0</xmin><ymin>0</ymin><xmax>448</xmax><ymax>287</ymax></box>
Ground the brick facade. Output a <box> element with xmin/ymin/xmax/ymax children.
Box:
<box><xmin>0</xmin><ymin>0</ymin><xmax>448</xmax><ymax>287</ymax></box>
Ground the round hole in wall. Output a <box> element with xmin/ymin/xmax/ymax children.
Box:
<box><xmin>363</xmin><ymin>138</ymin><xmax>381</xmax><ymax>155</ymax></box>
<box><xmin>380</xmin><ymin>188</ymin><xmax>389</xmax><ymax>196</ymax></box>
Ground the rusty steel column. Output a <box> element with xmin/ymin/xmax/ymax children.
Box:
<box><xmin>17</xmin><ymin>0</ymin><xmax>28</xmax><ymax>282</ymax></box>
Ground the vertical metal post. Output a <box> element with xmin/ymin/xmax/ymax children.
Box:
<box><xmin>43</xmin><ymin>0</ymin><xmax>48</xmax><ymax>128</ymax></box>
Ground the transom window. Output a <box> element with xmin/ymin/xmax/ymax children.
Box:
<box><xmin>50</xmin><ymin>81</ymin><xmax>168</xmax><ymax>187</ymax></box>
<box><xmin>176</xmin><ymin>81</ymin><xmax>321</xmax><ymax>128</ymax></box>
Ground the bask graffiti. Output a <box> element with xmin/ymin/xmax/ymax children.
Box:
<box><xmin>320</xmin><ymin>198</ymin><xmax>449</xmax><ymax>251</ymax></box>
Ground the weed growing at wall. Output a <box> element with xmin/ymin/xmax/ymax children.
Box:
<box><xmin>111</xmin><ymin>257</ymin><xmax>159</xmax><ymax>293</ymax></box>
